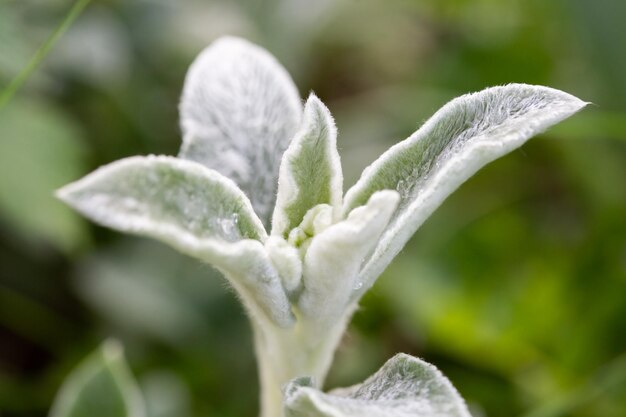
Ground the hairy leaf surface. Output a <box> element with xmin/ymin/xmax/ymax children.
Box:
<box><xmin>57</xmin><ymin>155</ymin><xmax>266</xmax><ymax>246</ymax></box>
<box><xmin>179</xmin><ymin>36</ymin><xmax>302</xmax><ymax>226</ymax></box>
<box><xmin>343</xmin><ymin>84</ymin><xmax>587</xmax><ymax>293</ymax></box>
<box><xmin>298</xmin><ymin>191</ymin><xmax>399</xmax><ymax>320</ymax></box>
<box><xmin>284</xmin><ymin>353</ymin><xmax>471</xmax><ymax>417</ymax></box>
<box><xmin>272</xmin><ymin>94</ymin><xmax>343</xmax><ymax>238</ymax></box>
<box><xmin>57</xmin><ymin>156</ymin><xmax>294</xmax><ymax>326</ymax></box>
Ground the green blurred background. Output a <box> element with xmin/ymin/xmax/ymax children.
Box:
<box><xmin>1</xmin><ymin>0</ymin><xmax>625</xmax><ymax>416</ymax></box>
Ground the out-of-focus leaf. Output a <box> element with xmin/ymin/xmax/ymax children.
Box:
<box><xmin>49</xmin><ymin>340</ymin><xmax>146</xmax><ymax>417</ymax></box>
<box><xmin>284</xmin><ymin>353</ymin><xmax>471</xmax><ymax>417</ymax></box>
<box><xmin>0</xmin><ymin>98</ymin><xmax>87</xmax><ymax>252</ymax></box>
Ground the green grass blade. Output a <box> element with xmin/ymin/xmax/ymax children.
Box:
<box><xmin>0</xmin><ymin>0</ymin><xmax>91</xmax><ymax>110</ymax></box>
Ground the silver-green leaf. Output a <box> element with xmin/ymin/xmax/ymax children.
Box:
<box><xmin>49</xmin><ymin>340</ymin><xmax>146</xmax><ymax>417</ymax></box>
<box><xmin>343</xmin><ymin>84</ymin><xmax>588</xmax><ymax>293</ymax></box>
<box><xmin>284</xmin><ymin>353</ymin><xmax>471</xmax><ymax>417</ymax></box>
<box><xmin>57</xmin><ymin>156</ymin><xmax>295</xmax><ymax>327</ymax></box>
<box><xmin>272</xmin><ymin>94</ymin><xmax>343</xmax><ymax>238</ymax></box>
<box><xmin>298</xmin><ymin>190</ymin><xmax>399</xmax><ymax>320</ymax></box>
<box><xmin>179</xmin><ymin>36</ymin><xmax>303</xmax><ymax>227</ymax></box>
<box><xmin>57</xmin><ymin>155</ymin><xmax>266</xmax><ymax>253</ymax></box>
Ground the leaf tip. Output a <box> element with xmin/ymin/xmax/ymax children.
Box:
<box><xmin>509</xmin><ymin>83</ymin><xmax>589</xmax><ymax>115</ymax></box>
<box><xmin>303</xmin><ymin>92</ymin><xmax>336</xmax><ymax>131</ymax></box>
<box><xmin>304</xmin><ymin>91</ymin><xmax>322</xmax><ymax>106</ymax></box>
<box><xmin>101</xmin><ymin>338</ymin><xmax>124</xmax><ymax>363</ymax></box>
<box><xmin>54</xmin><ymin>180</ymin><xmax>81</xmax><ymax>210</ymax></box>
<box><xmin>54</xmin><ymin>184</ymin><xmax>71</xmax><ymax>203</ymax></box>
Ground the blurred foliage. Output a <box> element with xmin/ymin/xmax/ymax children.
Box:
<box><xmin>0</xmin><ymin>0</ymin><xmax>625</xmax><ymax>416</ymax></box>
<box><xmin>48</xmin><ymin>340</ymin><xmax>144</xmax><ymax>417</ymax></box>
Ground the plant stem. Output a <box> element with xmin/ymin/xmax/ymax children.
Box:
<box><xmin>0</xmin><ymin>0</ymin><xmax>91</xmax><ymax>110</ymax></box>
<box><xmin>253</xmin><ymin>307</ymin><xmax>356</xmax><ymax>417</ymax></box>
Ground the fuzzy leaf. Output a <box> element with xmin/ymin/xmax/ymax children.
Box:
<box><xmin>298</xmin><ymin>191</ymin><xmax>399</xmax><ymax>320</ymax></box>
<box><xmin>57</xmin><ymin>155</ymin><xmax>266</xmax><ymax>247</ymax></box>
<box><xmin>272</xmin><ymin>94</ymin><xmax>343</xmax><ymax>238</ymax></box>
<box><xmin>217</xmin><ymin>239</ymin><xmax>296</xmax><ymax>326</ymax></box>
<box><xmin>179</xmin><ymin>36</ymin><xmax>302</xmax><ymax>226</ymax></box>
<box><xmin>57</xmin><ymin>156</ymin><xmax>294</xmax><ymax>326</ymax></box>
<box><xmin>284</xmin><ymin>353</ymin><xmax>471</xmax><ymax>417</ymax></box>
<box><xmin>265</xmin><ymin>235</ymin><xmax>303</xmax><ymax>295</ymax></box>
<box><xmin>49</xmin><ymin>340</ymin><xmax>146</xmax><ymax>417</ymax></box>
<box><xmin>343</xmin><ymin>84</ymin><xmax>587</xmax><ymax>292</ymax></box>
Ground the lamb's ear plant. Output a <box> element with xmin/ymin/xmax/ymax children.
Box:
<box><xmin>53</xmin><ymin>36</ymin><xmax>587</xmax><ymax>417</ymax></box>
